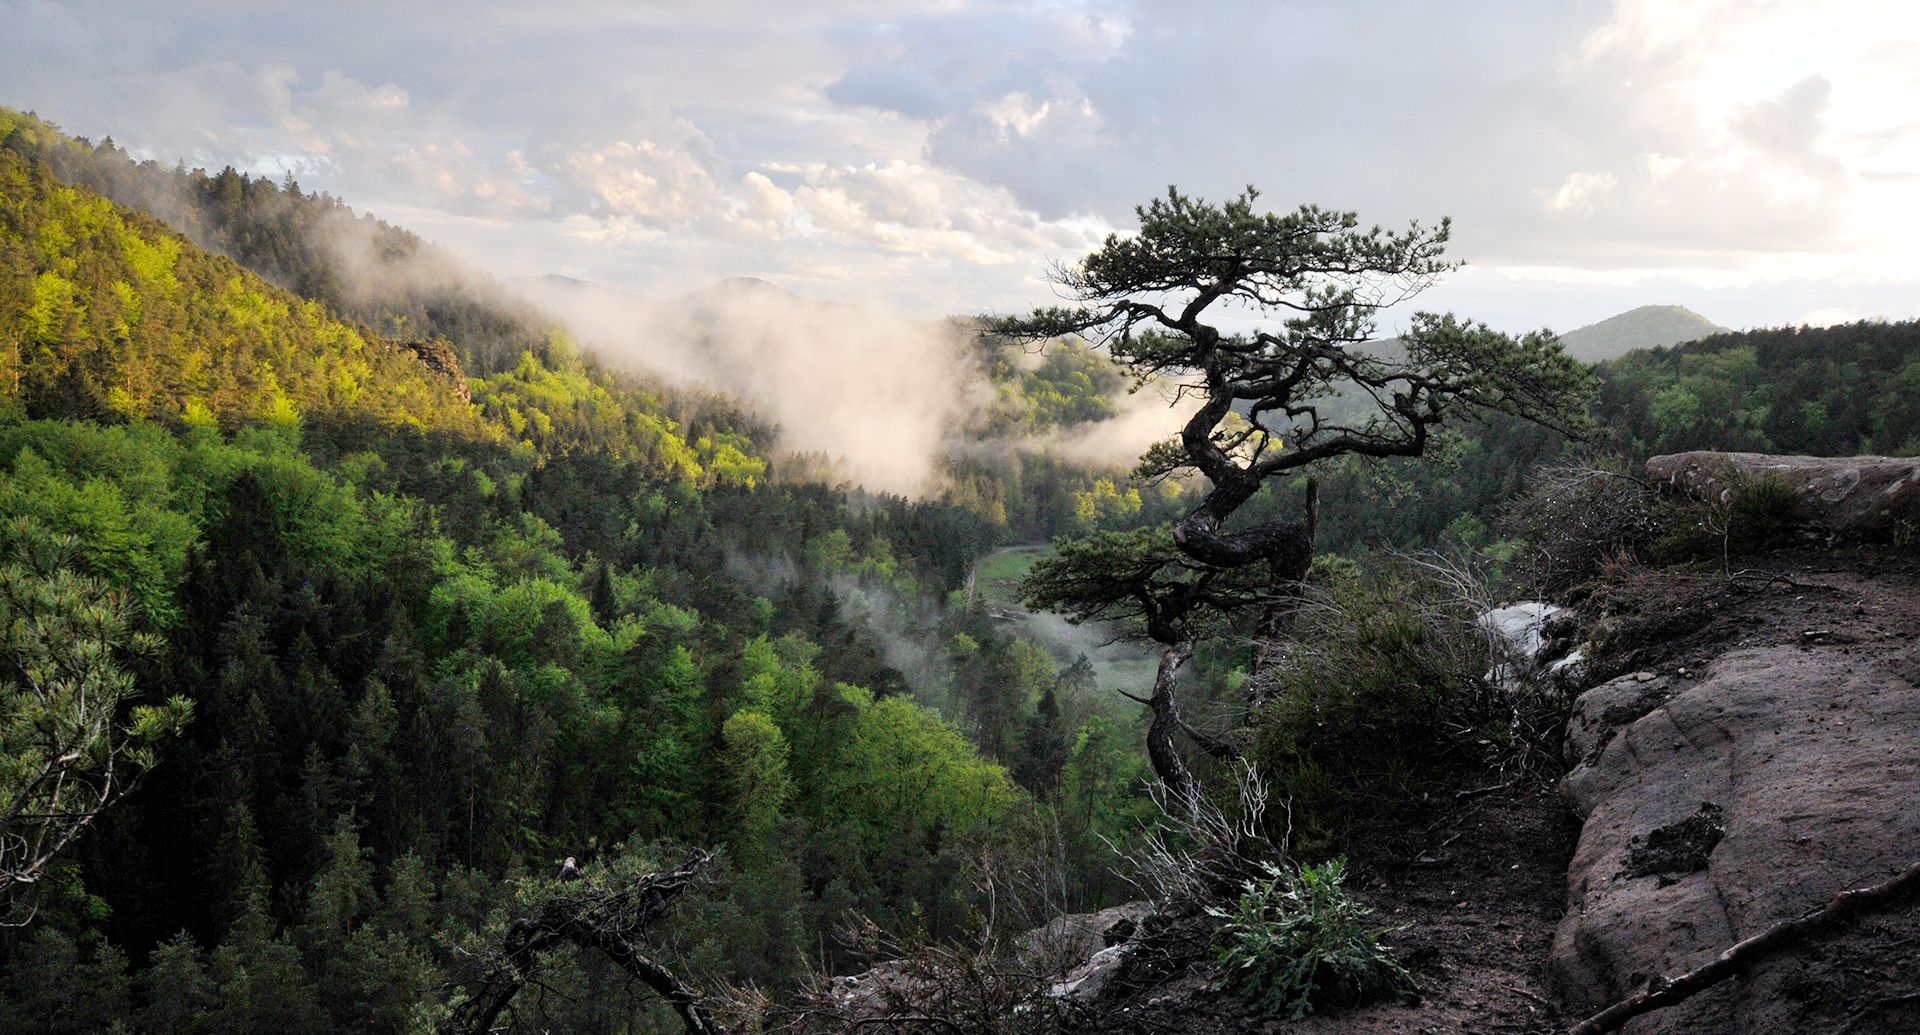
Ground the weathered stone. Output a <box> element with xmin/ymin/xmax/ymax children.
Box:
<box><xmin>1550</xmin><ymin>646</ymin><xmax>1920</xmax><ymax>1032</ymax></box>
<box><xmin>1020</xmin><ymin>900</ymin><xmax>1152</xmax><ymax>969</ymax></box>
<box><xmin>1049</xmin><ymin>943</ymin><xmax>1133</xmax><ymax>1000</ymax></box>
<box><xmin>1646</xmin><ymin>451</ymin><xmax>1920</xmax><ymax>537</ymax></box>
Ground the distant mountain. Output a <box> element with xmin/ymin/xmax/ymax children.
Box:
<box><xmin>1557</xmin><ymin>304</ymin><xmax>1726</xmax><ymax>363</ymax></box>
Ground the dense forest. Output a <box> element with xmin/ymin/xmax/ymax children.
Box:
<box><xmin>2</xmin><ymin>106</ymin><xmax>1917</xmax><ymax>1032</ymax></box>
<box><xmin>0</xmin><ymin>109</ymin><xmax>1162</xmax><ymax>1033</ymax></box>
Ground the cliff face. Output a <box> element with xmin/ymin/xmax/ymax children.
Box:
<box><xmin>1548</xmin><ymin>453</ymin><xmax>1920</xmax><ymax>1034</ymax></box>
<box><xmin>393</xmin><ymin>337</ymin><xmax>472</xmax><ymax>402</ymax></box>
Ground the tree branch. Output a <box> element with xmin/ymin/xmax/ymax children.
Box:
<box><xmin>1568</xmin><ymin>857</ymin><xmax>1920</xmax><ymax>1035</ymax></box>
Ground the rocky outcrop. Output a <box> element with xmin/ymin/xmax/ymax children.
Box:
<box><xmin>1646</xmin><ymin>451</ymin><xmax>1920</xmax><ymax>538</ymax></box>
<box><xmin>1550</xmin><ymin>641</ymin><xmax>1920</xmax><ymax>1032</ymax></box>
<box><xmin>392</xmin><ymin>337</ymin><xmax>472</xmax><ymax>402</ymax></box>
<box><xmin>826</xmin><ymin>901</ymin><xmax>1154</xmax><ymax>1021</ymax></box>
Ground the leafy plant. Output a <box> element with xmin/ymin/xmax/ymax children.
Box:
<box><xmin>1208</xmin><ymin>859</ymin><xmax>1412</xmax><ymax>1019</ymax></box>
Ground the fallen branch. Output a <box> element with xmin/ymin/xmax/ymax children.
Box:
<box><xmin>443</xmin><ymin>849</ymin><xmax>720</xmax><ymax>1035</ymax></box>
<box><xmin>1568</xmin><ymin>856</ymin><xmax>1920</xmax><ymax>1035</ymax></box>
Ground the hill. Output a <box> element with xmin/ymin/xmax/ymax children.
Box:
<box><xmin>1</xmin><ymin>106</ymin><xmax>552</xmax><ymax>377</ymax></box>
<box><xmin>1557</xmin><ymin>304</ymin><xmax>1726</xmax><ymax>362</ymax></box>
<box><xmin>0</xmin><ymin>107</ymin><xmax>1158</xmax><ymax>1034</ymax></box>
<box><xmin>0</xmin><ymin>130</ymin><xmax>488</xmax><ymax>436</ymax></box>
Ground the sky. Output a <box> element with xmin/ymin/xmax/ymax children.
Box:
<box><xmin>4</xmin><ymin>0</ymin><xmax>1919</xmax><ymax>334</ymax></box>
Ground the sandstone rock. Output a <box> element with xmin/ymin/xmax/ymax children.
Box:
<box><xmin>1482</xmin><ymin>602</ymin><xmax>1563</xmax><ymax>660</ymax></box>
<box><xmin>1048</xmin><ymin>942</ymin><xmax>1133</xmax><ymax>1000</ymax></box>
<box><xmin>1020</xmin><ymin>900</ymin><xmax>1152</xmax><ymax>970</ymax></box>
<box><xmin>1645</xmin><ymin>451</ymin><xmax>1920</xmax><ymax>537</ymax></box>
<box><xmin>1550</xmin><ymin>646</ymin><xmax>1920</xmax><ymax>1032</ymax></box>
<box><xmin>828</xmin><ymin>901</ymin><xmax>1156</xmax><ymax>1018</ymax></box>
<box><xmin>1481</xmin><ymin>601</ymin><xmax>1582</xmax><ymax>687</ymax></box>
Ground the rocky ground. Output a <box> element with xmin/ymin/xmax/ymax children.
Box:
<box><xmin>1549</xmin><ymin>541</ymin><xmax>1920</xmax><ymax>1034</ymax></box>
<box><xmin>1077</xmin><ymin>774</ymin><xmax>1580</xmax><ymax>1035</ymax></box>
<box><xmin>1074</xmin><ymin>538</ymin><xmax>1920</xmax><ymax>1035</ymax></box>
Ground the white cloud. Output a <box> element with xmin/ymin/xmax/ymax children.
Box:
<box><xmin>1</xmin><ymin>0</ymin><xmax>1918</xmax><ymax>335</ymax></box>
<box><xmin>1543</xmin><ymin>171</ymin><xmax>1618</xmax><ymax>213</ymax></box>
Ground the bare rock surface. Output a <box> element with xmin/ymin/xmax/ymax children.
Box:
<box><xmin>1646</xmin><ymin>451</ymin><xmax>1920</xmax><ymax>537</ymax></box>
<box><xmin>1551</xmin><ymin>548</ymin><xmax>1920</xmax><ymax>1034</ymax></box>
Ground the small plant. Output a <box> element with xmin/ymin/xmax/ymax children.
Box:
<box><xmin>1654</xmin><ymin>469</ymin><xmax>1799</xmax><ymax>571</ymax></box>
<box><xmin>1207</xmin><ymin>858</ymin><xmax>1413</xmax><ymax>1019</ymax></box>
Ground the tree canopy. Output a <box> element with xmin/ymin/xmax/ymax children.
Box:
<box><xmin>997</xmin><ymin>187</ymin><xmax>1591</xmax><ymax>804</ymax></box>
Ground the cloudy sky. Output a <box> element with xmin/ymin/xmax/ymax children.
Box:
<box><xmin>4</xmin><ymin>0</ymin><xmax>1918</xmax><ymax>333</ymax></box>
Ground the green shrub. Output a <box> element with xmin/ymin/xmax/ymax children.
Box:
<box><xmin>1208</xmin><ymin>859</ymin><xmax>1412</xmax><ymax>1019</ymax></box>
<box><xmin>1653</xmin><ymin>470</ymin><xmax>1799</xmax><ymax>565</ymax></box>
<box><xmin>1253</xmin><ymin>566</ymin><xmax>1494</xmax><ymax>850</ymax></box>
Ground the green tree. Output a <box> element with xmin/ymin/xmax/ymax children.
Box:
<box><xmin>0</xmin><ymin>517</ymin><xmax>190</xmax><ymax>922</ymax></box>
<box><xmin>998</xmin><ymin>188</ymin><xmax>1589</xmax><ymax>805</ymax></box>
<box><xmin>720</xmin><ymin>709</ymin><xmax>793</xmax><ymax>856</ymax></box>
<box><xmin>140</xmin><ymin>932</ymin><xmax>214</xmax><ymax>1035</ymax></box>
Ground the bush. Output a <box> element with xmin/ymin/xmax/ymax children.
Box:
<box><xmin>1499</xmin><ymin>458</ymin><xmax>1663</xmax><ymax>595</ymax></box>
<box><xmin>1252</xmin><ymin>564</ymin><xmax>1496</xmax><ymax>849</ymax></box>
<box><xmin>1653</xmin><ymin>469</ymin><xmax>1800</xmax><ymax>566</ymax></box>
<box><xmin>1208</xmin><ymin>859</ymin><xmax>1412</xmax><ymax>1019</ymax></box>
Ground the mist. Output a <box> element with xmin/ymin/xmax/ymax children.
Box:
<box><xmin>1020</xmin><ymin>379</ymin><xmax>1202</xmax><ymax>469</ymax></box>
<box><xmin>514</xmin><ymin>275</ymin><xmax>993</xmax><ymax>497</ymax></box>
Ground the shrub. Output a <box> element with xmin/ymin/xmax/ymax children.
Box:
<box><xmin>1208</xmin><ymin>859</ymin><xmax>1412</xmax><ymax>1019</ymax></box>
<box><xmin>1653</xmin><ymin>469</ymin><xmax>1800</xmax><ymax>567</ymax></box>
<box><xmin>1252</xmin><ymin>564</ymin><xmax>1496</xmax><ymax>849</ymax></box>
<box><xmin>1499</xmin><ymin>458</ymin><xmax>1663</xmax><ymax>595</ymax></box>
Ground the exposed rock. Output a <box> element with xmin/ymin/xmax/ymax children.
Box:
<box><xmin>1563</xmin><ymin>670</ymin><xmax>1679</xmax><ymax>767</ymax></box>
<box><xmin>1646</xmin><ymin>451</ymin><xmax>1920</xmax><ymax>538</ymax></box>
<box><xmin>1551</xmin><ymin>645</ymin><xmax>1920</xmax><ymax>1032</ymax></box>
<box><xmin>826</xmin><ymin>902</ymin><xmax>1156</xmax><ymax>1021</ymax></box>
<box><xmin>392</xmin><ymin>337</ymin><xmax>472</xmax><ymax>402</ymax></box>
<box><xmin>1482</xmin><ymin>602</ymin><xmax>1563</xmax><ymax>660</ymax></box>
<box><xmin>1021</xmin><ymin>901</ymin><xmax>1153</xmax><ymax>971</ymax></box>
<box><xmin>1480</xmin><ymin>601</ymin><xmax>1585</xmax><ymax>687</ymax></box>
<box><xmin>1049</xmin><ymin>943</ymin><xmax>1133</xmax><ymax>1000</ymax></box>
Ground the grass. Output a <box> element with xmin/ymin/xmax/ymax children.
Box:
<box><xmin>973</xmin><ymin>545</ymin><xmax>1051</xmax><ymax>609</ymax></box>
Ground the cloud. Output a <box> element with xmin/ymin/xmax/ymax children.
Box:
<box><xmin>1543</xmin><ymin>172</ymin><xmax>1618</xmax><ymax>214</ymax></box>
<box><xmin>3</xmin><ymin>0</ymin><xmax>1919</xmax><ymax>341</ymax></box>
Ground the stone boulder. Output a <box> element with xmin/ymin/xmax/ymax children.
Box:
<box><xmin>826</xmin><ymin>901</ymin><xmax>1156</xmax><ymax>1020</ymax></box>
<box><xmin>1019</xmin><ymin>900</ymin><xmax>1152</xmax><ymax>971</ymax></box>
<box><xmin>1549</xmin><ymin>645</ymin><xmax>1920</xmax><ymax>1032</ymax></box>
<box><xmin>1646</xmin><ymin>451</ymin><xmax>1920</xmax><ymax>538</ymax></box>
<box><xmin>1480</xmin><ymin>601</ymin><xmax>1584</xmax><ymax>686</ymax></box>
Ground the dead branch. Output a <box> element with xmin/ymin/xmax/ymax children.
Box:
<box><xmin>1568</xmin><ymin>856</ymin><xmax>1920</xmax><ymax>1035</ymax></box>
<box><xmin>442</xmin><ymin>849</ymin><xmax>720</xmax><ymax>1035</ymax></box>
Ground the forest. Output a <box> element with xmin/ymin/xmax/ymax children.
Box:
<box><xmin>2</xmin><ymin>106</ymin><xmax>1917</xmax><ymax>1032</ymax></box>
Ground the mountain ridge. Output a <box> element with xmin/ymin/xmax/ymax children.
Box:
<box><xmin>1557</xmin><ymin>303</ymin><xmax>1727</xmax><ymax>362</ymax></box>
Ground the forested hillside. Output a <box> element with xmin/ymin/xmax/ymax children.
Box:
<box><xmin>1263</xmin><ymin>317</ymin><xmax>1920</xmax><ymax>557</ymax></box>
<box><xmin>0</xmin><ymin>110</ymin><xmax>1157</xmax><ymax>1033</ymax></box>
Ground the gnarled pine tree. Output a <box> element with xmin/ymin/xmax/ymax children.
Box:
<box><xmin>996</xmin><ymin>187</ymin><xmax>1589</xmax><ymax>808</ymax></box>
